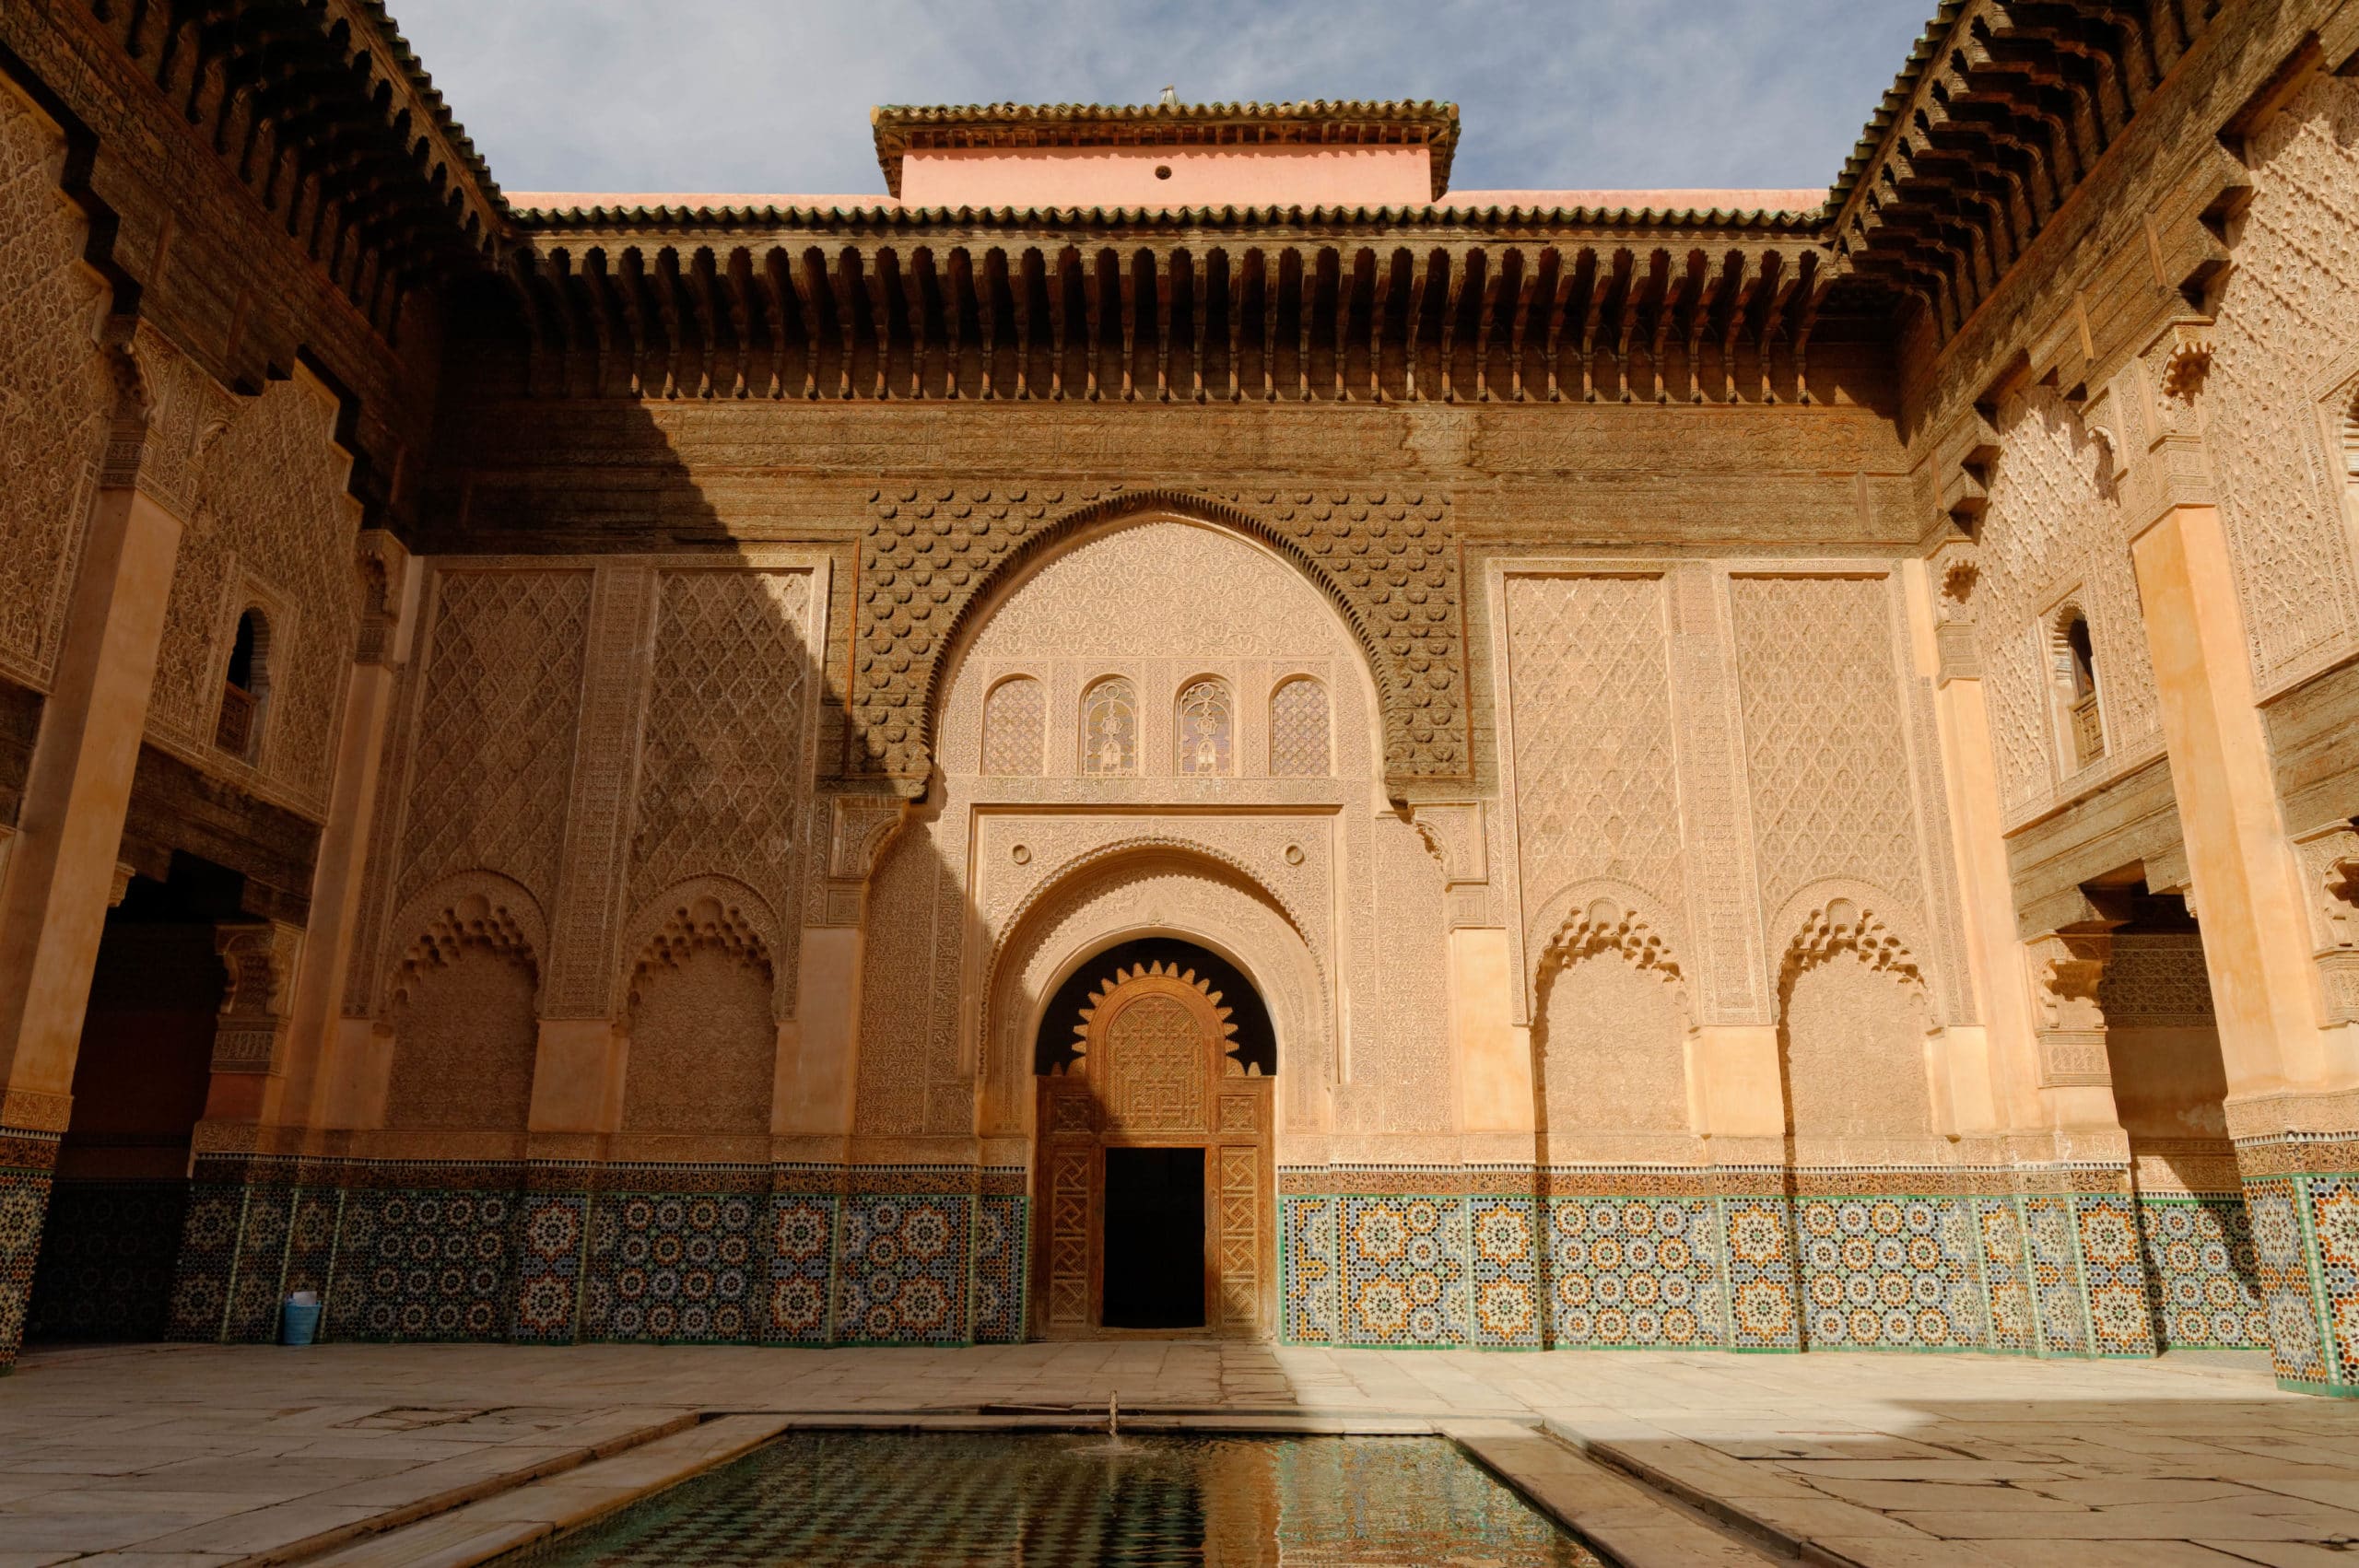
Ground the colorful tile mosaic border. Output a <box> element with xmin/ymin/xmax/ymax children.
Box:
<box><xmin>5</xmin><ymin>1153</ymin><xmax>2330</xmax><ymax>1384</ymax></box>
<box><xmin>26</xmin><ymin>1179</ymin><xmax>187</xmax><ymax>1343</ymax></box>
<box><xmin>1277</xmin><ymin>1181</ymin><xmax>2241</xmax><ymax>1360</ymax></box>
<box><xmin>137</xmin><ymin>1159</ymin><xmax>1026</xmax><ymax>1350</ymax></box>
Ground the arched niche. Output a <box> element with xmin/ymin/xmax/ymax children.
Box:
<box><xmin>931</xmin><ymin>510</ymin><xmax>1384</xmax><ymax>792</ymax></box>
<box><xmin>980</xmin><ymin>846</ymin><xmax>1327</xmax><ymax>1141</ymax></box>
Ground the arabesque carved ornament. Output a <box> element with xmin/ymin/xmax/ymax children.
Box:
<box><xmin>856</xmin><ymin>486</ymin><xmax>1463</xmax><ymax>796</ymax></box>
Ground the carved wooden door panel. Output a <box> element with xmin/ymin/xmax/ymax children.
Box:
<box><xmin>1032</xmin><ymin>959</ymin><xmax>1273</xmax><ymax>1338</ymax></box>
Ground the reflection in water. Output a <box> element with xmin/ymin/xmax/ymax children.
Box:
<box><xmin>505</xmin><ymin>1432</ymin><xmax>1601</xmax><ymax>1566</ymax></box>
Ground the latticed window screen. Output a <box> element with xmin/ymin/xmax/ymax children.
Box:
<box><xmin>1175</xmin><ymin>678</ymin><xmax>1234</xmax><ymax>776</ymax></box>
<box><xmin>980</xmin><ymin>675</ymin><xmax>1046</xmax><ymax>775</ymax></box>
<box><xmin>1080</xmin><ymin>676</ymin><xmax>1139</xmax><ymax>776</ymax></box>
<box><xmin>1268</xmin><ymin>676</ymin><xmax>1331</xmax><ymax>777</ymax></box>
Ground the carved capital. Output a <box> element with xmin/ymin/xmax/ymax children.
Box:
<box><xmin>827</xmin><ymin>794</ymin><xmax>909</xmax><ymax>883</ymax></box>
<box><xmin>2025</xmin><ymin>931</ymin><xmax>2112</xmax><ymax>1087</ymax></box>
<box><xmin>2294</xmin><ymin>822</ymin><xmax>2359</xmax><ymax>1024</ymax></box>
<box><xmin>1408</xmin><ymin>802</ymin><xmax>1485</xmax><ymax>886</ymax></box>
<box><xmin>355</xmin><ymin>530</ymin><xmax>415</xmax><ymax>667</ymax></box>
<box><xmin>213</xmin><ymin>919</ymin><xmax>304</xmax><ymax>1075</ymax></box>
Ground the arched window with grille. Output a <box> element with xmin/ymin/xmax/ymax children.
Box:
<box><xmin>1175</xmin><ymin>677</ymin><xmax>1233</xmax><ymax>776</ymax></box>
<box><xmin>216</xmin><ymin>608</ymin><xmax>270</xmax><ymax>761</ymax></box>
<box><xmin>2052</xmin><ymin>605</ymin><xmax>2104</xmax><ymax>770</ymax></box>
<box><xmin>980</xmin><ymin>675</ymin><xmax>1046</xmax><ymax>776</ymax></box>
<box><xmin>1268</xmin><ymin>676</ymin><xmax>1331</xmax><ymax>778</ymax></box>
<box><xmin>1080</xmin><ymin>676</ymin><xmax>1138</xmax><ymax>776</ymax></box>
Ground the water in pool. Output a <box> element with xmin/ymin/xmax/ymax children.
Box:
<box><xmin>504</xmin><ymin>1430</ymin><xmax>1602</xmax><ymax>1566</ymax></box>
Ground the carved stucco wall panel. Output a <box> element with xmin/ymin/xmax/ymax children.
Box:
<box><xmin>1731</xmin><ymin>575</ymin><xmax>1935</xmax><ymax>990</ymax></box>
<box><xmin>857</xmin><ymin>487</ymin><xmax>1463</xmax><ymax>792</ymax></box>
<box><xmin>621</xmin><ymin>566</ymin><xmax>818</xmax><ymax>1015</ymax></box>
<box><xmin>145</xmin><ymin>374</ymin><xmax>359</xmax><ymax>816</ymax></box>
<box><xmin>1976</xmin><ymin>385</ymin><xmax>2165</xmax><ymax>825</ymax></box>
<box><xmin>390</xmin><ymin>568</ymin><xmax>593</xmax><ymax>920</ymax></box>
<box><xmin>1537</xmin><ymin>945</ymin><xmax>1695</xmax><ymax>1162</ymax></box>
<box><xmin>0</xmin><ymin>85</ymin><xmax>110</xmax><ymax>692</ymax></box>
<box><xmin>847</xmin><ymin>514</ymin><xmax>1408</xmax><ymax>1151</ymax></box>
<box><xmin>623</xmin><ymin>942</ymin><xmax>775</xmax><ymax>1142</ymax></box>
<box><xmin>1497</xmin><ymin>572</ymin><xmax>1688</xmax><ymax>1011</ymax></box>
<box><xmin>2209</xmin><ymin>72</ymin><xmax>2359</xmax><ymax>697</ymax></box>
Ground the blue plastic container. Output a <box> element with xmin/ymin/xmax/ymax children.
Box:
<box><xmin>279</xmin><ymin>1299</ymin><xmax>321</xmax><ymax>1346</ymax></box>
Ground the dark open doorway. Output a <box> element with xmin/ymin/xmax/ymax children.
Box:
<box><xmin>1101</xmin><ymin>1146</ymin><xmax>1205</xmax><ymax>1329</ymax></box>
<box><xmin>25</xmin><ymin>853</ymin><xmax>241</xmax><ymax>1341</ymax></box>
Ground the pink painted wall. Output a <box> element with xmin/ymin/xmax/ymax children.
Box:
<box><xmin>898</xmin><ymin>144</ymin><xmax>1435</xmax><ymax>209</ymax></box>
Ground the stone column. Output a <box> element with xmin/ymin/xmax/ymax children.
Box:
<box><xmin>0</xmin><ymin>345</ymin><xmax>193</xmax><ymax>1369</ymax></box>
<box><xmin>2118</xmin><ymin>323</ymin><xmax>2359</xmax><ymax>1392</ymax></box>
<box><xmin>274</xmin><ymin>532</ymin><xmax>420</xmax><ymax>1141</ymax></box>
<box><xmin>527</xmin><ymin>561</ymin><xmax>656</xmax><ymax>1163</ymax></box>
<box><xmin>776</xmin><ymin>794</ymin><xmax>904</xmax><ymax>1158</ymax></box>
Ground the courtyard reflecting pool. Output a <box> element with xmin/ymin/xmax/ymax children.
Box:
<box><xmin>502</xmin><ymin>1430</ymin><xmax>1602</xmax><ymax>1566</ymax></box>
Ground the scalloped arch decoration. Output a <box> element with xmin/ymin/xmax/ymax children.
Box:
<box><xmin>863</xmin><ymin>486</ymin><xmax>1461</xmax><ymax>795</ymax></box>
<box><xmin>1535</xmin><ymin>895</ymin><xmax>1694</xmax><ymax>1033</ymax></box>
<box><xmin>1775</xmin><ymin>895</ymin><xmax>1929</xmax><ymax>1027</ymax></box>
<box><xmin>384</xmin><ymin>874</ymin><xmax>545</xmax><ymax>1018</ymax></box>
<box><xmin>624</xmin><ymin>883</ymin><xmax>778</xmax><ymax>1015</ymax></box>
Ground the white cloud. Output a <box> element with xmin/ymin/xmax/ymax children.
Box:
<box><xmin>391</xmin><ymin>0</ymin><xmax>1932</xmax><ymax>196</ymax></box>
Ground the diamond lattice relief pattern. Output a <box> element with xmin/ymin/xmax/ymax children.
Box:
<box><xmin>1731</xmin><ymin>577</ymin><xmax>1921</xmax><ymax>919</ymax></box>
<box><xmin>1268</xmin><ymin>677</ymin><xmax>1331</xmax><ymax>777</ymax></box>
<box><xmin>2210</xmin><ymin>73</ymin><xmax>2359</xmax><ymax>693</ymax></box>
<box><xmin>980</xmin><ymin>676</ymin><xmax>1046</xmax><ymax>775</ymax></box>
<box><xmin>0</xmin><ymin>91</ymin><xmax>111</xmax><ymax>688</ymax></box>
<box><xmin>630</xmin><ymin>570</ymin><xmax>812</xmax><ymax>910</ymax></box>
<box><xmin>1505</xmin><ymin>576</ymin><xmax>1682</xmax><ymax>926</ymax></box>
<box><xmin>1977</xmin><ymin>384</ymin><xmax>2160</xmax><ymax>820</ymax></box>
<box><xmin>149</xmin><ymin>380</ymin><xmax>358</xmax><ymax>805</ymax></box>
<box><xmin>396</xmin><ymin>570</ymin><xmax>593</xmax><ymax>909</ymax></box>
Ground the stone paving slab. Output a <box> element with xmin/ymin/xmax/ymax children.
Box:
<box><xmin>0</xmin><ymin>1342</ymin><xmax>2352</xmax><ymax>1563</ymax></box>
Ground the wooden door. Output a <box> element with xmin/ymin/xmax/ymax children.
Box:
<box><xmin>1034</xmin><ymin>959</ymin><xmax>1273</xmax><ymax>1338</ymax></box>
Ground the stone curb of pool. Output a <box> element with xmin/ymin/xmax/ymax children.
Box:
<box><xmin>265</xmin><ymin>1411</ymin><xmax>1790</xmax><ymax>1568</ymax></box>
<box><xmin>1544</xmin><ymin>1421</ymin><xmax>1923</xmax><ymax>1568</ymax></box>
<box><xmin>1441</xmin><ymin>1421</ymin><xmax>1779</xmax><ymax>1567</ymax></box>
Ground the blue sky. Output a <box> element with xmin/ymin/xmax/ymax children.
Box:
<box><xmin>391</xmin><ymin>0</ymin><xmax>1932</xmax><ymax>197</ymax></box>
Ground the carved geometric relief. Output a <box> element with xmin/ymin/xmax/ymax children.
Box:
<box><xmin>2098</xmin><ymin>931</ymin><xmax>2217</xmax><ymax>1030</ymax></box>
<box><xmin>1976</xmin><ymin>385</ymin><xmax>2162</xmax><ymax>821</ymax></box>
<box><xmin>2209</xmin><ymin>73</ymin><xmax>2359</xmax><ymax>694</ymax></box>
<box><xmin>393</xmin><ymin>569</ymin><xmax>593</xmax><ymax>914</ymax></box>
<box><xmin>1731</xmin><ymin>577</ymin><xmax>1924</xmax><ymax>928</ymax></box>
<box><xmin>1046</xmin><ymin>1146</ymin><xmax>1092</xmax><ymax>1329</ymax></box>
<box><xmin>980</xmin><ymin>675</ymin><xmax>1046</xmax><ymax>775</ymax></box>
<box><xmin>147</xmin><ymin>376</ymin><xmax>358</xmax><ymax>812</ymax></box>
<box><xmin>1536</xmin><ymin>944</ymin><xmax>1690</xmax><ymax>1152</ymax></box>
<box><xmin>1268</xmin><ymin>676</ymin><xmax>1331</xmax><ymax>777</ymax></box>
<box><xmin>858</xmin><ymin>488</ymin><xmax>1462</xmax><ymax>788</ymax></box>
<box><xmin>0</xmin><ymin>87</ymin><xmax>111</xmax><ymax>690</ymax></box>
<box><xmin>629</xmin><ymin>568</ymin><xmax>813</xmax><ymax>948</ymax></box>
<box><xmin>1503</xmin><ymin>574</ymin><xmax>1684</xmax><ymax>989</ymax></box>
<box><xmin>1218</xmin><ymin>1142</ymin><xmax>1261</xmax><ymax>1332</ymax></box>
<box><xmin>384</xmin><ymin>904</ymin><xmax>541</xmax><ymax>1134</ymax></box>
<box><xmin>624</xmin><ymin>943</ymin><xmax>774</xmax><ymax>1137</ymax></box>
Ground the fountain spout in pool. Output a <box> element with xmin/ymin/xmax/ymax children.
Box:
<box><xmin>1108</xmin><ymin>1394</ymin><xmax>1119</xmax><ymax>1438</ymax></box>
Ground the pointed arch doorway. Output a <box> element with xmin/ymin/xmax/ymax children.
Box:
<box><xmin>1032</xmin><ymin>937</ymin><xmax>1275</xmax><ymax>1340</ymax></box>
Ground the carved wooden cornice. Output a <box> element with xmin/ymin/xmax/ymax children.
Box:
<box><xmin>1825</xmin><ymin>0</ymin><xmax>2224</xmax><ymax>338</ymax></box>
<box><xmin>58</xmin><ymin>0</ymin><xmax>507</xmax><ymax>332</ymax></box>
<box><xmin>499</xmin><ymin>235</ymin><xmax>1859</xmax><ymax>405</ymax></box>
